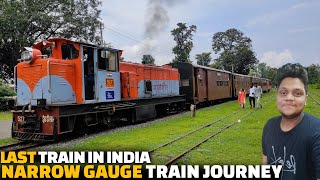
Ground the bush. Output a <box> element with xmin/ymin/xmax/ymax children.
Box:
<box><xmin>0</xmin><ymin>80</ymin><xmax>15</xmax><ymax>96</ymax></box>
<box><xmin>0</xmin><ymin>81</ymin><xmax>16</xmax><ymax>111</ymax></box>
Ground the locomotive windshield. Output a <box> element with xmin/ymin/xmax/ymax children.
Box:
<box><xmin>61</xmin><ymin>43</ymin><xmax>79</xmax><ymax>59</ymax></box>
<box><xmin>41</xmin><ymin>46</ymin><xmax>52</xmax><ymax>58</ymax></box>
<box><xmin>98</xmin><ymin>49</ymin><xmax>118</xmax><ymax>71</ymax></box>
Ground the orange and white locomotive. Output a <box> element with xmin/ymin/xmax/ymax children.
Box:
<box><xmin>10</xmin><ymin>38</ymin><xmax>185</xmax><ymax>141</ymax></box>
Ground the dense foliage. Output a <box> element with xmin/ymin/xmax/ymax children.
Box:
<box><xmin>142</xmin><ymin>55</ymin><xmax>155</xmax><ymax>65</ymax></box>
<box><xmin>0</xmin><ymin>0</ymin><xmax>103</xmax><ymax>82</ymax></box>
<box><xmin>196</xmin><ymin>52</ymin><xmax>212</xmax><ymax>66</ymax></box>
<box><xmin>171</xmin><ymin>23</ymin><xmax>197</xmax><ymax>63</ymax></box>
<box><xmin>211</xmin><ymin>28</ymin><xmax>258</xmax><ymax>74</ymax></box>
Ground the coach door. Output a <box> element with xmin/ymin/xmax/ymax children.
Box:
<box><xmin>82</xmin><ymin>45</ymin><xmax>97</xmax><ymax>102</ymax></box>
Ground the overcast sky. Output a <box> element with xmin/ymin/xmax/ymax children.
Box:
<box><xmin>100</xmin><ymin>0</ymin><xmax>320</xmax><ymax>68</ymax></box>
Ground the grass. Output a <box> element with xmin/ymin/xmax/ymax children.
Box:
<box><xmin>54</xmin><ymin>88</ymin><xmax>318</xmax><ymax>165</ymax></box>
<box><xmin>0</xmin><ymin>137</ymin><xmax>17</xmax><ymax>145</ymax></box>
<box><xmin>1</xmin><ymin>87</ymin><xmax>319</xmax><ymax>165</ymax></box>
<box><xmin>0</xmin><ymin>111</ymin><xmax>11</xmax><ymax>120</ymax></box>
<box><xmin>46</xmin><ymin>91</ymin><xmax>279</xmax><ymax>165</ymax></box>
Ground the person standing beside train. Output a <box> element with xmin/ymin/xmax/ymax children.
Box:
<box><xmin>262</xmin><ymin>63</ymin><xmax>320</xmax><ymax>180</ymax></box>
<box><xmin>238</xmin><ymin>88</ymin><xmax>246</xmax><ymax>109</ymax></box>
<box><xmin>254</xmin><ymin>83</ymin><xmax>263</xmax><ymax>108</ymax></box>
<box><xmin>249</xmin><ymin>84</ymin><xmax>255</xmax><ymax>108</ymax></box>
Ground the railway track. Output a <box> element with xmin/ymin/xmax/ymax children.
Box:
<box><xmin>309</xmin><ymin>94</ymin><xmax>320</xmax><ymax>105</ymax></box>
<box><xmin>0</xmin><ymin>141</ymin><xmax>27</xmax><ymax>151</ymax></box>
<box><xmin>0</xmin><ymin>141</ymin><xmax>50</xmax><ymax>152</ymax></box>
<box><xmin>149</xmin><ymin>97</ymin><xmax>275</xmax><ymax>166</ymax></box>
<box><xmin>149</xmin><ymin>109</ymin><xmax>243</xmax><ymax>153</ymax></box>
<box><xmin>310</xmin><ymin>91</ymin><xmax>320</xmax><ymax>97</ymax></box>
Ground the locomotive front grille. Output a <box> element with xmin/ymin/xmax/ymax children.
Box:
<box><xmin>12</xmin><ymin>131</ymin><xmax>54</xmax><ymax>141</ymax></box>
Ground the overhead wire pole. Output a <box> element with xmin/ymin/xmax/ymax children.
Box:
<box><xmin>100</xmin><ymin>23</ymin><xmax>104</xmax><ymax>46</ymax></box>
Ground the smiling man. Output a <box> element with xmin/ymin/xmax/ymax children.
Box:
<box><xmin>262</xmin><ymin>63</ymin><xmax>320</xmax><ymax>180</ymax></box>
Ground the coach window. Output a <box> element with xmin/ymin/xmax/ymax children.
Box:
<box><xmin>61</xmin><ymin>43</ymin><xmax>79</xmax><ymax>59</ymax></box>
<box><xmin>145</xmin><ymin>80</ymin><xmax>152</xmax><ymax>93</ymax></box>
<box><xmin>181</xmin><ymin>79</ymin><xmax>189</xmax><ymax>86</ymax></box>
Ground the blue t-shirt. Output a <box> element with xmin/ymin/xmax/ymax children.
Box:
<box><xmin>262</xmin><ymin>113</ymin><xmax>320</xmax><ymax>180</ymax></box>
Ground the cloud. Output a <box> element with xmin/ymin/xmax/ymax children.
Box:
<box><xmin>98</xmin><ymin>0</ymin><xmax>318</xmax><ymax>67</ymax></box>
<box><xmin>246</xmin><ymin>2</ymin><xmax>308</xmax><ymax>26</ymax></box>
<box><xmin>260</xmin><ymin>50</ymin><xmax>294</xmax><ymax>68</ymax></box>
<box><xmin>120</xmin><ymin>35</ymin><xmax>175</xmax><ymax>65</ymax></box>
<box><xmin>288</xmin><ymin>26</ymin><xmax>320</xmax><ymax>33</ymax></box>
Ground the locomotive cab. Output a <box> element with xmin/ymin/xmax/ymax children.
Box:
<box><xmin>87</xmin><ymin>47</ymin><xmax>121</xmax><ymax>103</ymax></box>
<box><xmin>14</xmin><ymin>38</ymin><xmax>122</xmax><ymax>107</ymax></box>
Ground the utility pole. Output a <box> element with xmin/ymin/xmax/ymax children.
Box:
<box><xmin>100</xmin><ymin>23</ymin><xmax>104</xmax><ymax>46</ymax></box>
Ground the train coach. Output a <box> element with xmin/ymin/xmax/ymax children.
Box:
<box><xmin>170</xmin><ymin>62</ymin><xmax>271</xmax><ymax>106</ymax></box>
<box><xmin>169</xmin><ymin>62</ymin><xmax>232</xmax><ymax>105</ymax></box>
<box><xmin>8</xmin><ymin>38</ymin><xmax>185</xmax><ymax>141</ymax></box>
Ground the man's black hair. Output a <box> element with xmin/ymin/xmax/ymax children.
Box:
<box><xmin>276</xmin><ymin>63</ymin><xmax>308</xmax><ymax>93</ymax></box>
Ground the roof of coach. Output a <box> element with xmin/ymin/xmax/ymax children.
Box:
<box><xmin>192</xmin><ymin>64</ymin><xmax>232</xmax><ymax>74</ymax></box>
<box><xmin>232</xmin><ymin>72</ymin><xmax>251</xmax><ymax>78</ymax></box>
<box><xmin>121</xmin><ymin>61</ymin><xmax>176</xmax><ymax>70</ymax></box>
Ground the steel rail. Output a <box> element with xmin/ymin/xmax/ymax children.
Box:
<box><xmin>163</xmin><ymin>97</ymin><xmax>275</xmax><ymax>166</ymax></box>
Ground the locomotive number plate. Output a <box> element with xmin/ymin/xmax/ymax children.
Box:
<box><xmin>42</xmin><ymin>115</ymin><xmax>54</xmax><ymax>123</ymax></box>
<box><xmin>106</xmin><ymin>78</ymin><xmax>114</xmax><ymax>88</ymax></box>
<box><xmin>17</xmin><ymin>116</ymin><xmax>25</xmax><ymax>123</ymax></box>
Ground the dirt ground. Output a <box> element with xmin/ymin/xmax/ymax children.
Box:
<box><xmin>0</xmin><ymin>120</ymin><xmax>11</xmax><ymax>139</ymax></box>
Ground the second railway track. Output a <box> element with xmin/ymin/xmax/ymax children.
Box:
<box><xmin>149</xmin><ymin>97</ymin><xmax>275</xmax><ymax>166</ymax></box>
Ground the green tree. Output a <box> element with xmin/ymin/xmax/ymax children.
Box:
<box><xmin>212</xmin><ymin>28</ymin><xmax>258</xmax><ymax>74</ymax></box>
<box><xmin>266</xmin><ymin>67</ymin><xmax>277</xmax><ymax>86</ymax></box>
<box><xmin>171</xmin><ymin>23</ymin><xmax>197</xmax><ymax>63</ymax></box>
<box><xmin>306</xmin><ymin>64</ymin><xmax>320</xmax><ymax>84</ymax></box>
<box><xmin>249</xmin><ymin>63</ymin><xmax>269</xmax><ymax>78</ymax></box>
<box><xmin>142</xmin><ymin>55</ymin><xmax>155</xmax><ymax>65</ymax></box>
<box><xmin>195</xmin><ymin>52</ymin><xmax>212</xmax><ymax>66</ymax></box>
<box><xmin>258</xmin><ymin>63</ymin><xmax>268</xmax><ymax>78</ymax></box>
<box><xmin>0</xmin><ymin>80</ymin><xmax>15</xmax><ymax>97</ymax></box>
<box><xmin>0</xmin><ymin>0</ymin><xmax>103</xmax><ymax>81</ymax></box>
<box><xmin>249</xmin><ymin>63</ymin><xmax>277</xmax><ymax>85</ymax></box>
<box><xmin>214</xmin><ymin>46</ymin><xmax>257</xmax><ymax>74</ymax></box>
<box><xmin>249</xmin><ymin>66</ymin><xmax>261</xmax><ymax>77</ymax></box>
<box><xmin>212</xmin><ymin>28</ymin><xmax>251</xmax><ymax>53</ymax></box>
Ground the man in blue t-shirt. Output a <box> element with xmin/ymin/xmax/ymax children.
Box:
<box><xmin>262</xmin><ymin>63</ymin><xmax>320</xmax><ymax>180</ymax></box>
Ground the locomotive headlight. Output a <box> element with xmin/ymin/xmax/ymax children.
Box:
<box><xmin>21</xmin><ymin>50</ymin><xmax>33</xmax><ymax>62</ymax></box>
<box><xmin>19</xmin><ymin>47</ymin><xmax>42</xmax><ymax>64</ymax></box>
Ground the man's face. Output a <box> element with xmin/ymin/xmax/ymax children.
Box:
<box><xmin>254</xmin><ymin>84</ymin><xmax>257</xmax><ymax>87</ymax></box>
<box><xmin>277</xmin><ymin>77</ymin><xmax>307</xmax><ymax>119</ymax></box>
